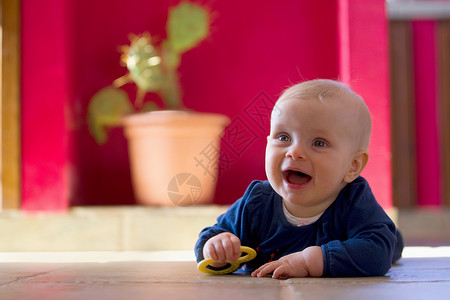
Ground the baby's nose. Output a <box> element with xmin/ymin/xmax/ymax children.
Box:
<box><xmin>285</xmin><ymin>144</ymin><xmax>306</xmax><ymax>160</ymax></box>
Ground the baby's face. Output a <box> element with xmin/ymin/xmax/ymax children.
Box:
<box><xmin>265</xmin><ymin>96</ymin><xmax>361</xmax><ymax>217</ymax></box>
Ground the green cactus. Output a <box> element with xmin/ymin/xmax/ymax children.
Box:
<box><xmin>87</xmin><ymin>87</ymin><xmax>134</xmax><ymax>144</ymax></box>
<box><xmin>87</xmin><ymin>1</ymin><xmax>211</xmax><ymax>144</ymax></box>
<box><xmin>166</xmin><ymin>2</ymin><xmax>210</xmax><ymax>54</ymax></box>
<box><xmin>125</xmin><ymin>33</ymin><xmax>164</xmax><ymax>93</ymax></box>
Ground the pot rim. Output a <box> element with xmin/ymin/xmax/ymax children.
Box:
<box><xmin>122</xmin><ymin>110</ymin><xmax>230</xmax><ymax>127</ymax></box>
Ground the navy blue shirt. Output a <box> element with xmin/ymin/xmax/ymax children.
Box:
<box><xmin>195</xmin><ymin>177</ymin><xmax>403</xmax><ymax>277</ymax></box>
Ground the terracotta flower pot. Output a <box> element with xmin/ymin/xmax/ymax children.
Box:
<box><xmin>122</xmin><ymin>110</ymin><xmax>230</xmax><ymax>206</ymax></box>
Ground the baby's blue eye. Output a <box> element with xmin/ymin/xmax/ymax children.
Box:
<box><xmin>277</xmin><ymin>135</ymin><xmax>290</xmax><ymax>142</ymax></box>
<box><xmin>313</xmin><ymin>140</ymin><xmax>327</xmax><ymax>147</ymax></box>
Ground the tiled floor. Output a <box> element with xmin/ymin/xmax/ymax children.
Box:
<box><xmin>0</xmin><ymin>250</ymin><xmax>449</xmax><ymax>300</ymax></box>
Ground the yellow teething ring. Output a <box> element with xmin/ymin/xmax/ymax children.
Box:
<box><xmin>197</xmin><ymin>246</ymin><xmax>257</xmax><ymax>275</ymax></box>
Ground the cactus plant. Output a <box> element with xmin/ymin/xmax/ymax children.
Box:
<box><xmin>87</xmin><ymin>1</ymin><xmax>211</xmax><ymax>144</ymax></box>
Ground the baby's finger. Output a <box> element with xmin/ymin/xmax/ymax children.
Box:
<box><xmin>251</xmin><ymin>262</ymin><xmax>270</xmax><ymax>276</ymax></box>
<box><xmin>221</xmin><ymin>236</ymin><xmax>238</xmax><ymax>262</ymax></box>
<box><xmin>204</xmin><ymin>246</ymin><xmax>218</xmax><ymax>261</ymax></box>
<box><xmin>272</xmin><ymin>265</ymin><xmax>292</xmax><ymax>279</ymax></box>
<box><xmin>252</xmin><ymin>262</ymin><xmax>279</xmax><ymax>278</ymax></box>
<box><xmin>228</xmin><ymin>234</ymin><xmax>242</xmax><ymax>260</ymax></box>
<box><xmin>213</xmin><ymin>243</ymin><xmax>227</xmax><ymax>262</ymax></box>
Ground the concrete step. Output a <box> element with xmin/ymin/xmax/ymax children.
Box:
<box><xmin>0</xmin><ymin>206</ymin><xmax>449</xmax><ymax>252</ymax></box>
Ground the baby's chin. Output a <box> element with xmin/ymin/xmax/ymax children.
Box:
<box><xmin>274</xmin><ymin>186</ymin><xmax>304</xmax><ymax>204</ymax></box>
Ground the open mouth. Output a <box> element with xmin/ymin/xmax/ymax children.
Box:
<box><xmin>283</xmin><ymin>169</ymin><xmax>312</xmax><ymax>186</ymax></box>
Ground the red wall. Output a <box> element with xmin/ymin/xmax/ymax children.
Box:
<box><xmin>412</xmin><ymin>20</ymin><xmax>442</xmax><ymax>206</ymax></box>
<box><xmin>21</xmin><ymin>0</ymin><xmax>392</xmax><ymax>210</ymax></box>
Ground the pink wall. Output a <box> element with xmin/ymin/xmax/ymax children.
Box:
<box><xmin>21</xmin><ymin>0</ymin><xmax>392</xmax><ymax>210</ymax></box>
<box><xmin>338</xmin><ymin>0</ymin><xmax>392</xmax><ymax>209</ymax></box>
<box><xmin>21</xmin><ymin>0</ymin><xmax>74</xmax><ymax>210</ymax></box>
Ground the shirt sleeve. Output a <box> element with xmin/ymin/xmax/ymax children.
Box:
<box><xmin>321</xmin><ymin>179</ymin><xmax>399</xmax><ymax>277</ymax></box>
<box><xmin>194</xmin><ymin>181</ymin><xmax>262</xmax><ymax>262</ymax></box>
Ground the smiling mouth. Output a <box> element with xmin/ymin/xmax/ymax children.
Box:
<box><xmin>283</xmin><ymin>170</ymin><xmax>312</xmax><ymax>186</ymax></box>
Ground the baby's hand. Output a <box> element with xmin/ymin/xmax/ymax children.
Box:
<box><xmin>203</xmin><ymin>232</ymin><xmax>242</xmax><ymax>267</ymax></box>
<box><xmin>251</xmin><ymin>246</ymin><xmax>323</xmax><ymax>279</ymax></box>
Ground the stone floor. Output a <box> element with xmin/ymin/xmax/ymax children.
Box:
<box><xmin>0</xmin><ymin>249</ymin><xmax>449</xmax><ymax>300</ymax></box>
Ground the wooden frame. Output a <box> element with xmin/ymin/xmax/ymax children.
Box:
<box><xmin>1</xmin><ymin>0</ymin><xmax>21</xmax><ymax>209</ymax></box>
<box><xmin>389</xmin><ymin>20</ymin><xmax>417</xmax><ymax>208</ymax></box>
<box><xmin>438</xmin><ymin>20</ymin><xmax>450</xmax><ymax>206</ymax></box>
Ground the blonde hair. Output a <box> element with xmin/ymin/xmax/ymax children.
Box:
<box><xmin>275</xmin><ymin>79</ymin><xmax>372</xmax><ymax>150</ymax></box>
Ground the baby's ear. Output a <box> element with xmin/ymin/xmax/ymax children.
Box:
<box><xmin>344</xmin><ymin>150</ymin><xmax>369</xmax><ymax>183</ymax></box>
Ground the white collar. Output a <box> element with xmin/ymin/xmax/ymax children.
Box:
<box><xmin>282</xmin><ymin>202</ymin><xmax>323</xmax><ymax>227</ymax></box>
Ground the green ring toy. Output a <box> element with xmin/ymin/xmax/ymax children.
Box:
<box><xmin>197</xmin><ymin>246</ymin><xmax>257</xmax><ymax>275</ymax></box>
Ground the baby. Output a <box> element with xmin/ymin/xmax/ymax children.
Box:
<box><xmin>195</xmin><ymin>79</ymin><xmax>403</xmax><ymax>278</ymax></box>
